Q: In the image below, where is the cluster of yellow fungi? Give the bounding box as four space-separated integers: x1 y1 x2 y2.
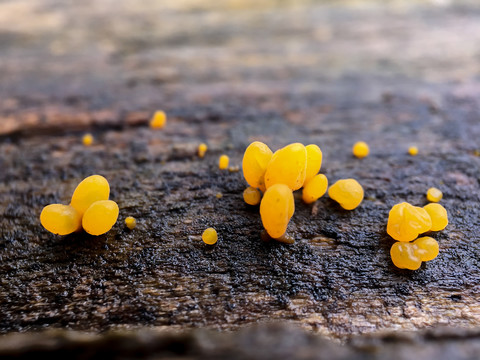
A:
241 141 364 242
387 188 448 270
40 175 119 236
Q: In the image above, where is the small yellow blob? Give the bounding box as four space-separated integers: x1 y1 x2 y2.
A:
82 133 93 146
198 143 208 158
408 146 418 156
202 227 218 245
423 203 448 231
125 216 137 230
82 200 119 236
70 175 110 216
414 236 439 262
228 166 240 173
387 202 432 242
390 242 422 270
264 143 307 191
260 184 294 239
219 155 229 170
243 186 261 205
328 178 364 210
40 204 82 236
149 110 167 129
352 141 369 158
426 187 443 202
302 174 328 204
304 144 323 184
216 192 223 199
242 141 273 191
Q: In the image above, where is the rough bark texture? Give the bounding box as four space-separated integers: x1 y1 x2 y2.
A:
1 0 480 356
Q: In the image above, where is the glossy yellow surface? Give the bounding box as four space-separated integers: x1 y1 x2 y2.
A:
243 186 261 206
242 141 273 191
40 204 82 236
150 110 167 129
352 141 369 158
70 175 110 216
387 202 432 242
426 187 443 202
423 203 448 231
414 236 439 262
198 143 208 158
390 241 422 270
125 216 137 230
202 227 218 245
408 146 418 156
260 184 294 239
264 143 307 191
219 155 229 169
302 174 328 204
82 200 119 236
328 178 364 210
304 144 323 184
82 133 93 146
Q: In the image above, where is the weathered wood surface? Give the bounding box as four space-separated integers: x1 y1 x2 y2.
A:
1 0 480 349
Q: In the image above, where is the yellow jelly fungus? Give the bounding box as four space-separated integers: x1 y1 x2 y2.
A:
390 242 422 270
125 216 137 230
70 175 110 216
219 155 229 170
216 192 223 199
82 133 93 146
198 143 208 158
228 166 240 173
202 227 218 245
82 200 119 236
328 178 364 210
242 141 273 191
423 203 448 231
414 236 439 262
304 144 323 184
243 186 261 206
352 141 369 158
264 143 307 191
408 146 418 156
150 110 167 129
302 174 328 204
387 202 432 242
426 187 443 202
40 204 82 236
260 184 294 239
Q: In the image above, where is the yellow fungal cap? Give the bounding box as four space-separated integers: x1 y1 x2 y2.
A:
243 186 262 206
408 146 418 156
219 155 229 170
264 143 307 191
386 202 432 242
125 216 137 230
426 187 443 202
202 227 218 245
413 236 439 262
40 204 82 236
260 183 294 239
352 141 369 158
304 144 323 184
390 241 422 270
82 200 119 236
302 173 328 204
70 175 110 216
242 141 273 191
82 133 93 146
423 203 448 231
150 110 167 129
328 178 364 210
198 143 208 158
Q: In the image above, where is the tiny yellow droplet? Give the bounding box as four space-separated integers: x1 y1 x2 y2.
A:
150 110 167 129
219 155 229 170
216 192 223 199
426 187 443 202
82 133 93 146
352 141 369 158
125 216 137 230
202 227 218 245
243 186 261 205
408 146 418 156
198 143 208 158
